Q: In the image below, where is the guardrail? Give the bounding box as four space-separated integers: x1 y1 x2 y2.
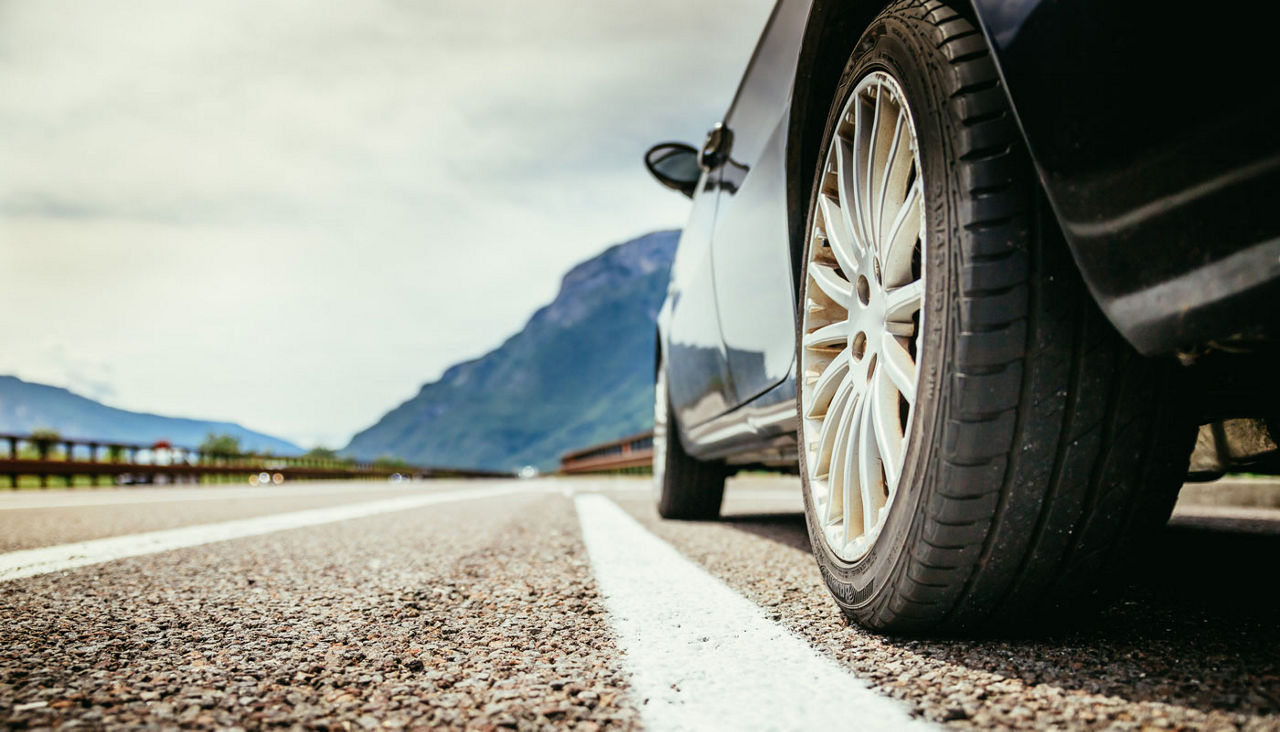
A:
0 432 504 488
560 430 654 475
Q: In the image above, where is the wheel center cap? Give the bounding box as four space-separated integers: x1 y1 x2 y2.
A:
849 253 886 362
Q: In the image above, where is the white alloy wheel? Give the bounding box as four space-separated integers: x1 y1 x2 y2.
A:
800 70 925 563
653 365 669 493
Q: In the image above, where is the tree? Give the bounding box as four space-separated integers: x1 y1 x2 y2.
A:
304 446 338 460
29 428 61 459
200 433 242 458
373 455 409 469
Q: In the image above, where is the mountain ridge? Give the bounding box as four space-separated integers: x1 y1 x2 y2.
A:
344 229 678 471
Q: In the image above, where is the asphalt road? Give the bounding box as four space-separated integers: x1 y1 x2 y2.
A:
1 477 1277 730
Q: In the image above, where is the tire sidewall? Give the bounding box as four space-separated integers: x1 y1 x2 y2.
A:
796 11 958 620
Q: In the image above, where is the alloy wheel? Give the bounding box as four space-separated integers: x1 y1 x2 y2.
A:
800 70 926 562
653 365 669 491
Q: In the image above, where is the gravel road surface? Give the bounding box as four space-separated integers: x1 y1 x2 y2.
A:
1 477 1276 730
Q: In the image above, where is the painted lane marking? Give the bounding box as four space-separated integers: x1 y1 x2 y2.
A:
0 478 655 511
0 485 544 582
0 482 463 511
573 494 931 731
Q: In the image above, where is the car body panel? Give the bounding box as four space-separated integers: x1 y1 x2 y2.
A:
683 377 799 465
658 0 1280 463
659 171 740 430
660 0 812 444
710 117 797 405
708 0 810 407
970 0 1280 354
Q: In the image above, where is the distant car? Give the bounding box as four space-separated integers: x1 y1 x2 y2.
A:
646 0 1280 633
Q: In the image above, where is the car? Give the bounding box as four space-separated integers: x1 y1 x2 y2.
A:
645 0 1280 634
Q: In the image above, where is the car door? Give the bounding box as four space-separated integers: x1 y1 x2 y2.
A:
662 167 740 430
705 0 812 407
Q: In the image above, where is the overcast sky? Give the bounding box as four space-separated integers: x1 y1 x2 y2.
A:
0 0 775 448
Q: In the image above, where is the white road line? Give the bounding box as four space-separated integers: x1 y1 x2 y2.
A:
0 482 451 511
573 494 931 731
0 485 543 582
0 476 636 512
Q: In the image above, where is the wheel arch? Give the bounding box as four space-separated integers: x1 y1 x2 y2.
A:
785 0 987 299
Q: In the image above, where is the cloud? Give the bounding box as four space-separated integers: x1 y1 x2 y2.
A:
0 0 776 445
2 0 757 225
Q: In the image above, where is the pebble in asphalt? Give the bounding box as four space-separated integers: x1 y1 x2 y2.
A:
0 478 1278 730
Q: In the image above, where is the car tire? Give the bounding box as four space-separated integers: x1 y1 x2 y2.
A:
796 0 1195 633
654 357 726 520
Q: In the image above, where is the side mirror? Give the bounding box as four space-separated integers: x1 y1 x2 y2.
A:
644 142 701 198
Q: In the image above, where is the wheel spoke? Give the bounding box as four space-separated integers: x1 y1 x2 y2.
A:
857 394 884 539
808 260 852 305
835 136 868 259
882 178 922 288
871 370 904 488
874 109 907 248
841 394 865 546
826 388 858 526
878 112 914 245
805 348 850 419
813 375 855 480
879 332 917 404
863 88 882 247
818 193 860 276
803 321 846 350
884 280 923 325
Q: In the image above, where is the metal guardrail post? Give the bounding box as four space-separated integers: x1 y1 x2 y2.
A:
0 431 504 486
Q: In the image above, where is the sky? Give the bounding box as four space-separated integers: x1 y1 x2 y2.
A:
0 0 776 448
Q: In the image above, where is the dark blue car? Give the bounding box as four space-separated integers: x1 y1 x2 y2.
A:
645 0 1280 633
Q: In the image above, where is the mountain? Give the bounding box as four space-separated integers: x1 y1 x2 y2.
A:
0 375 302 454
344 229 679 472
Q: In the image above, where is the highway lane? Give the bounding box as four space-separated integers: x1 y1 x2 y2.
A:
1 477 1277 729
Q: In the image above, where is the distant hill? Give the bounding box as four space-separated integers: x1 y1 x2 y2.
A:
344 229 678 472
0 375 302 454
